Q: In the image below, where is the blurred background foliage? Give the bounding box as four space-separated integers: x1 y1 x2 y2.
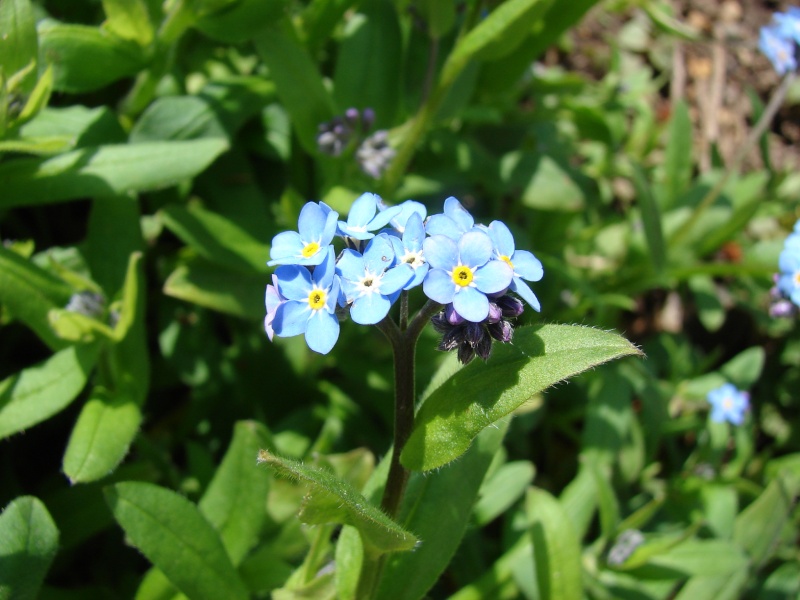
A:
1 0 799 598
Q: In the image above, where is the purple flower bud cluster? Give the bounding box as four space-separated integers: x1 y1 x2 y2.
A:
759 8 800 75
316 108 394 179
265 194 543 357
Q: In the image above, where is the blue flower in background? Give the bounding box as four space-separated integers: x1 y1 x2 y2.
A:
338 193 402 241
423 230 513 322
487 220 544 312
268 201 338 267
777 229 800 307
389 211 429 290
337 234 415 324
760 10 799 75
707 383 750 425
272 248 341 354
425 196 481 240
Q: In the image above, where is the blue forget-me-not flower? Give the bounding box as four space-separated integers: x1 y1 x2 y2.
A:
269 201 338 267
776 221 800 308
487 220 544 312
338 192 402 242
760 10 800 75
707 383 750 425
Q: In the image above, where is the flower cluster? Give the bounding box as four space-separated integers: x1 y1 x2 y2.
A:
759 8 800 75
706 383 750 426
770 219 800 318
316 108 395 179
265 194 543 358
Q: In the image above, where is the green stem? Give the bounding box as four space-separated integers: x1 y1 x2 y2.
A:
669 71 796 248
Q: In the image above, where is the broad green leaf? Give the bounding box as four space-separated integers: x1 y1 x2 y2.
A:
0 343 99 439
0 245 72 349
334 526 363 600
130 96 227 142
401 324 641 472
198 421 273 565
62 387 142 484
376 422 509 600
194 0 285 43
672 570 749 600
101 0 154 46
0 0 37 92
473 460 535 526
254 21 335 153
733 477 795 568
160 204 270 274
526 488 582 600
258 450 417 554
502 152 586 211
516 0 601 62
0 136 72 156
299 0 358 53
333 0 401 128
0 139 228 208
19 105 126 149
632 539 749 578
163 257 265 319
38 22 146 93
86 195 144 293
688 275 725 332
662 100 692 209
631 163 666 273
104 482 249 600
0 496 59 600
559 463 598 539
417 0 455 39
719 346 764 390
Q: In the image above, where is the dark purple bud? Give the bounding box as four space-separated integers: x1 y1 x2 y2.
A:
439 327 462 351
488 320 514 343
345 108 360 124
361 107 375 130
446 304 465 325
486 302 502 323
474 334 493 361
495 294 524 318
465 322 484 345
457 343 475 364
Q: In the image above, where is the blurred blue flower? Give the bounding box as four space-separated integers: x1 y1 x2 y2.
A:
268 201 338 267
775 7 800 43
759 22 798 75
272 248 341 354
707 383 750 425
777 229 800 307
264 274 285 341
337 234 415 324
389 211 429 290
423 230 513 322
357 130 395 179
338 193 402 241
425 196 481 240
487 220 544 311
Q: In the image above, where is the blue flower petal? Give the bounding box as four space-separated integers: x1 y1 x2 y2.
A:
511 278 541 312
369 204 403 231
351 292 391 325
423 235 458 270
268 231 304 265
305 310 340 354
453 286 489 322
275 265 313 300
424 214 460 239
274 301 309 337
510 250 544 282
458 231 493 268
443 197 474 232
390 200 427 232
312 247 337 288
423 269 456 304
403 212 426 251
488 221 515 256
336 249 366 281
297 202 327 240
473 260 513 294
349 193 379 226
380 263 415 295
362 234 395 274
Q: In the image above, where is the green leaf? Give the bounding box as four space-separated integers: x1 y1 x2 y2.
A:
0 496 59 600
502 152 586 212
257 449 418 554
526 488 583 600
104 482 250 600
333 0 401 128
733 477 795 569
163 256 265 319
194 0 285 43
401 324 641 472
0 0 38 92
417 0 456 39
473 460 535 526
101 0 154 46
38 22 146 93
376 422 509 600
0 245 72 349
672 570 749 600
62 387 142 483
719 346 764 390
198 421 273 565
631 163 666 273
160 204 270 274
0 344 99 439
662 100 693 209
254 21 335 153
635 539 749 578
0 139 228 208
130 96 227 142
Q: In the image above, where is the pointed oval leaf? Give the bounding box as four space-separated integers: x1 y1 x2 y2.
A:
0 496 59 600
104 482 249 600
62 387 142 483
0 343 99 439
257 449 417 554
0 139 229 209
0 0 38 92
401 324 642 472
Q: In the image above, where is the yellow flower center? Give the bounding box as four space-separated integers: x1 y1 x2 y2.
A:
794 270 800 287
500 255 514 270
452 265 474 287
301 241 320 258
308 289 326 310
